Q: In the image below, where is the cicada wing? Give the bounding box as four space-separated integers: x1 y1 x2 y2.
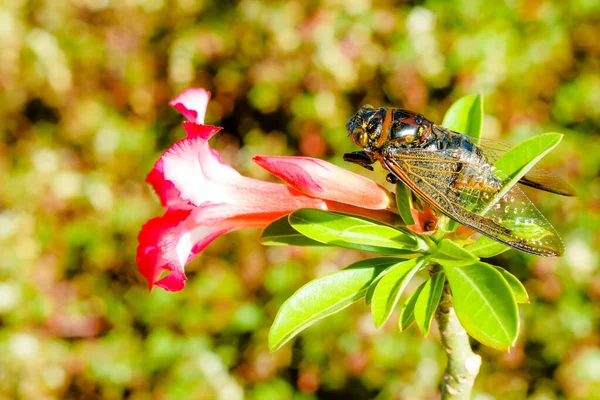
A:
382 150 564 256
517 170 576 197
433 125 576 196
475 136 576 196
476 183 565 256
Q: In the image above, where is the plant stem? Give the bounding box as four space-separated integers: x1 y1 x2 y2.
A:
436 280 482 399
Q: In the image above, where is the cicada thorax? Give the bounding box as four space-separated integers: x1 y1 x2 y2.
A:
370 108 434 149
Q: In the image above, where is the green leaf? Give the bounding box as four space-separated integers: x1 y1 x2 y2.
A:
364 264 400 305
414 271 445 336
395 183 414 225
482 133 563 214
494 132 563 182
443 261 519 350
371 257 427 327
442 94 483 143
260 215 324 247
431 239 479 267
364 272 386 306
398 282 425 331
364 253 428 305
495 267 529 304
465 235 510 258
289 209 426 254
269 257 398 351
442 94 483 231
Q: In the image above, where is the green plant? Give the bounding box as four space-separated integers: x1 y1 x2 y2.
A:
260 95 566 399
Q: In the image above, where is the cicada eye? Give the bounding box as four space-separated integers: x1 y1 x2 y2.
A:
353 127 368 147
404 134 415 143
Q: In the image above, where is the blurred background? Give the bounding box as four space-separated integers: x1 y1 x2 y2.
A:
1 0 599 399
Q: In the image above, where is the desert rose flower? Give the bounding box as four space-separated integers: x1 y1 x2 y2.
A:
137 88 397 291
253 155 392 210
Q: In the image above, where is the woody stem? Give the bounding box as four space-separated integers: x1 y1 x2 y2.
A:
436 275 482 399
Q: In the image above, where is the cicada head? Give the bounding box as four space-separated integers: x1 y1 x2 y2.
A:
346 105 386 149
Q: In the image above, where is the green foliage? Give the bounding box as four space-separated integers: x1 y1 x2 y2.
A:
398 282 423 331
268 257 398 351
395 183 415 225
444 262 519 350
264 203 532 350
441 94 484 145
465 235 510 257
431 239 479 267
286 209 427 254
413 271 445 336
495 267 529 304
371 257 427 327
259 215 323 247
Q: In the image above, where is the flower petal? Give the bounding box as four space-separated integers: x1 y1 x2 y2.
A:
137 210 192 291
253 155 394 210
147 122 240 207
146 158 192 210
407 204 439 235
181 122 242 182
169 88 211 124
137 208 245 292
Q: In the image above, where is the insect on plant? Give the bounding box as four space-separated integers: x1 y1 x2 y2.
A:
261 95 575 398
139 88 577 398
343 104 575 257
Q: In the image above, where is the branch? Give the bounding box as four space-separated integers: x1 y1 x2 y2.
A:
436 280 482 399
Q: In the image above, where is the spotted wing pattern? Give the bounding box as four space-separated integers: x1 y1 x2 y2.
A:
382 149 564 256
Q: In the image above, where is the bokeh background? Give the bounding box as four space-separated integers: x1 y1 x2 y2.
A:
1 0 599 399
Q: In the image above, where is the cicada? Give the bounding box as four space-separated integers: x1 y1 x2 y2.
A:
343 105 575 257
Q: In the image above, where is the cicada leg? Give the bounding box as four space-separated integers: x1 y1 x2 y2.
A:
386 173 398 184
343 151 376 171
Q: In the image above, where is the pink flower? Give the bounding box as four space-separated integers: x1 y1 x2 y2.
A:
137 88 397 292
253 156 392 210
